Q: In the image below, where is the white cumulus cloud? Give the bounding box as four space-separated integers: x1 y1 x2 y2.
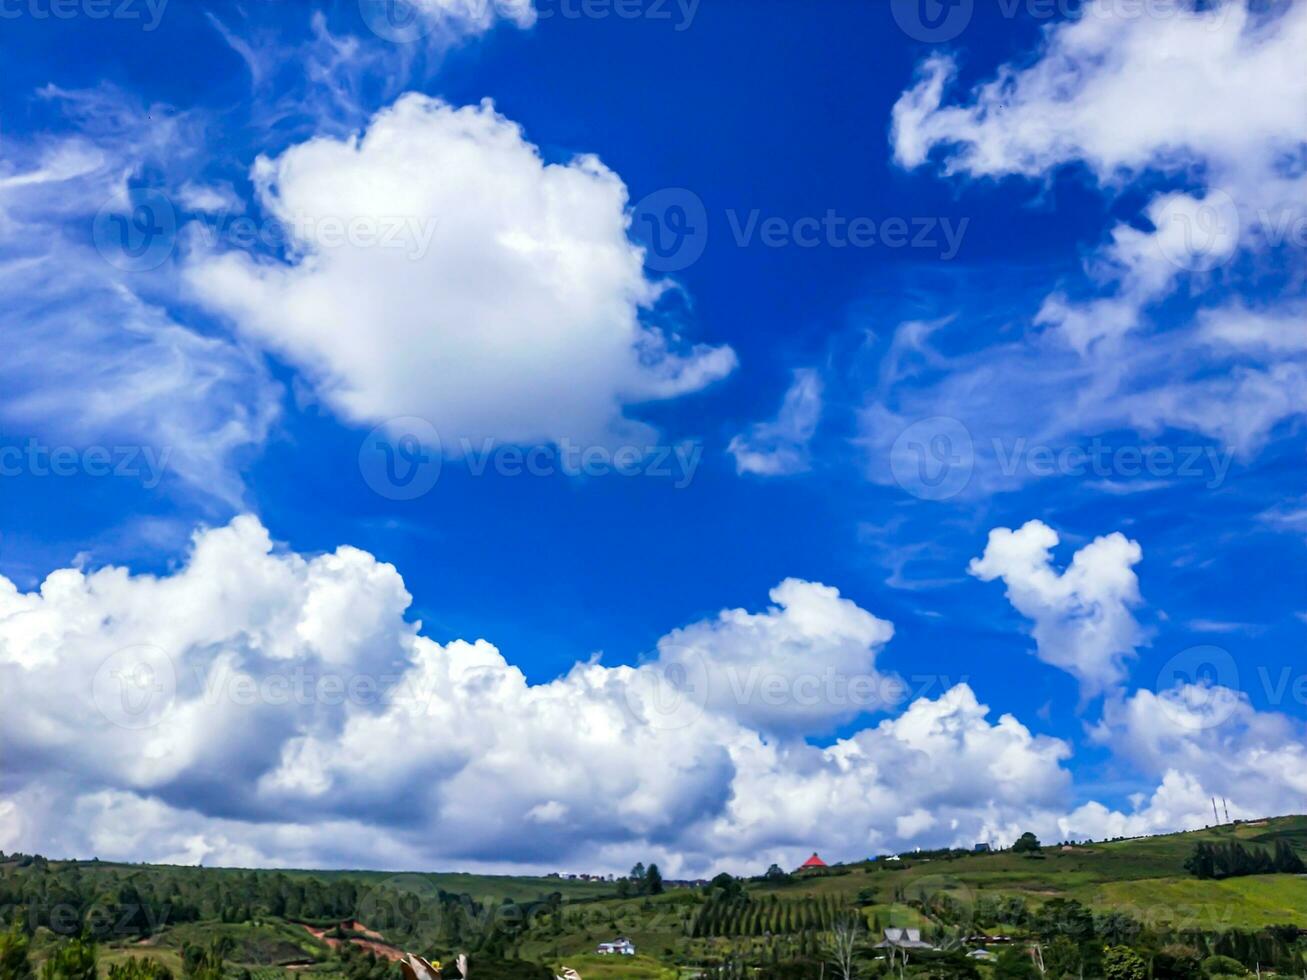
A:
1 516 1097 876
188 94 736 452
969 520 1146 697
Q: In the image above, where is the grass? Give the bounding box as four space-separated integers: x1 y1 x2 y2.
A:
1090 874 1307 930
549 953 679 979
94 945 185 979
152 920 331 966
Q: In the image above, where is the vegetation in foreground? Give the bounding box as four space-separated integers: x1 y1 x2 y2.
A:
4 815 1307 979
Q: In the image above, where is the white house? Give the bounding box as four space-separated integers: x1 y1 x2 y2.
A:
874 928 935 951
596 938 636 956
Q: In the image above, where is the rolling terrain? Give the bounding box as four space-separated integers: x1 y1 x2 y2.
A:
6 815 1307 978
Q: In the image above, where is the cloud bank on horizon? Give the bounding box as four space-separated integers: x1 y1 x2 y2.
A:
0 0 1304 875
1 515 1302 876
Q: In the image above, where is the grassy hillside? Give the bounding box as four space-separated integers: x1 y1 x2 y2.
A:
739 815 1307 928
10 815 1307 978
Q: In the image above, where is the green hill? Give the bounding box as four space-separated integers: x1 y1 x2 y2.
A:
6 816 1307 979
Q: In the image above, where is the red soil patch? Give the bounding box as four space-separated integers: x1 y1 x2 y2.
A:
300 922 405 962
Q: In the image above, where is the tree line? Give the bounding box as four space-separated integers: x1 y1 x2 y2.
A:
1184 839 1306 879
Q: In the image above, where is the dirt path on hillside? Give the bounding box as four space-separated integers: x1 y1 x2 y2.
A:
300 922 406 962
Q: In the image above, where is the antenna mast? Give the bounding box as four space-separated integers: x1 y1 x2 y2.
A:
1212 797 1220 825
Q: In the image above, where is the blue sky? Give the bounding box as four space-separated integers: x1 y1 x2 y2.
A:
0 0 1304 874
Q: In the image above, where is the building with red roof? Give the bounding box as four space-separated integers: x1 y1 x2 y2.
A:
797 852 828 872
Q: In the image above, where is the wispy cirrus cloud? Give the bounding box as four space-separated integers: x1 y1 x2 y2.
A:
865 1 1307 504
0 86 278 507
728 368 823 476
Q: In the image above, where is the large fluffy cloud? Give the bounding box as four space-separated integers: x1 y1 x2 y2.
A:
187 94 736 451
1066 683 1307 839
969 521 1146 697
651 576 893 734
1 516 1092 875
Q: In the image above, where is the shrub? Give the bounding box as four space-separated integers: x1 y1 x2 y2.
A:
1103 946 1146 980
107 958 173 980
1200 955 1247 977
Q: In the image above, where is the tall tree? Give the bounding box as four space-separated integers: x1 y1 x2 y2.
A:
821 914 862 980
644 864 664 896
1012 833 1042 855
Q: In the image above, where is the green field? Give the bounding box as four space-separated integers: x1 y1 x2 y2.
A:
546 953 679 979
11 815 1307 978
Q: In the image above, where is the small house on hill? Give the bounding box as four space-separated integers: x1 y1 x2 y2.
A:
596 938 635 956
875 928 935 952
796 852 828 872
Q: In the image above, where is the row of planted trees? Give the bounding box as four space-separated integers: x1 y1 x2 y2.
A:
0 926 236 980
691 892 851 938
1184 840 1306 880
